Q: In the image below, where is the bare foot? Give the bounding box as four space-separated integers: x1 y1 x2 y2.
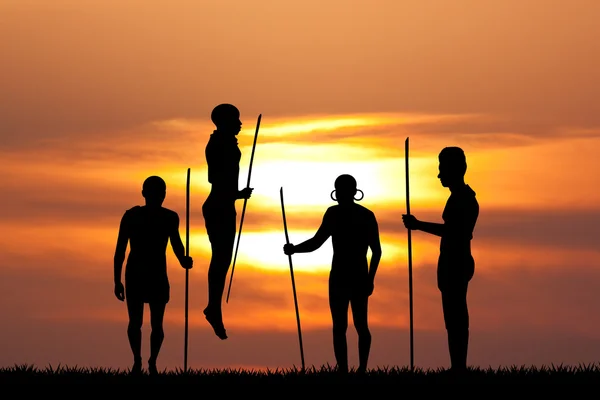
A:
130 357 142 376
203 307 228 340
148 361 158 376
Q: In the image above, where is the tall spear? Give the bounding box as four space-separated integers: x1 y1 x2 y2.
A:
405 137 414 371
280 187 306 371
184 167 190 372
226 114 262 303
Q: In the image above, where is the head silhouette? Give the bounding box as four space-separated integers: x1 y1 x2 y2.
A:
211 103 242 135
331 174 363 204
142 176 167 207
437 147 467 188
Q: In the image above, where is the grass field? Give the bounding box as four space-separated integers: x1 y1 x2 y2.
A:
2 363 600 384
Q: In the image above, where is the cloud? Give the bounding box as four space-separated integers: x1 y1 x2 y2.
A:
2 1 600 148
5 111 597 178
375 207 600 253
2 163 600 255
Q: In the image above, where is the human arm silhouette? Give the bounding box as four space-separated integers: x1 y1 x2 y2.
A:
169 213 193 270
236 187 253 200
113 212 129 301
284 210 332 255
403 214 445 237
402 198 479 239
367 214 382 296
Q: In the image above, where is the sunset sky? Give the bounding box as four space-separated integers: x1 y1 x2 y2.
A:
1 0 600 372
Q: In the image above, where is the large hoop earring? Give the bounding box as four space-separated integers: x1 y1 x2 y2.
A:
354 189 364 201
330 190 337 201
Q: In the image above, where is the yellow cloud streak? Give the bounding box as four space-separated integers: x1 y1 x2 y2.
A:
153 112 476 138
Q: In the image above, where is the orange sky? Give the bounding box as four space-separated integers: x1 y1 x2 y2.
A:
1 0 600 371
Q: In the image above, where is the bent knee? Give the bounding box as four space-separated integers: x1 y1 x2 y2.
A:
209 250 234 267
128 320 143 330
354 322 370 336
208 264 230 280
444 316 469 331
151 325 165 335
332 323 348 334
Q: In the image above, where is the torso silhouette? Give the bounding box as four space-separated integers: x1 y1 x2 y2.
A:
204 131 241 209
123 205 177 299
438 184 479 285
322 203 378 283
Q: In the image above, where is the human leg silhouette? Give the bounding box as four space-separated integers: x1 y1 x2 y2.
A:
329 282 350 373
441 282 469 371
148 301 167 375
350 293 371 373
126 297 144 374
203 203 235 340
204 240 233 339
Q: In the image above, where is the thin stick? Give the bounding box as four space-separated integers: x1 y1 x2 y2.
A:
226 114 261 303
405 137 414 371
184 168 190 372
280 187 306 371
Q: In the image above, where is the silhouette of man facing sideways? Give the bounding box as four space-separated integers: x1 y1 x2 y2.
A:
202 104 253 340
114 176 193 375
283 174 382 374
402 147 479 374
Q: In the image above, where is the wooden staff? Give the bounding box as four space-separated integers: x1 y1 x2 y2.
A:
226 114 262 303
405 137 414 371
280 187 306 371
184 167 190 372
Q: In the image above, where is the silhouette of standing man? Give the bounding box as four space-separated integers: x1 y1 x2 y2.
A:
402 147 478 373
114 176 193 375
284 174 382 373
202 104 253 340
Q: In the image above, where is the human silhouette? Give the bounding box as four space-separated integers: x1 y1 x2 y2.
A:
283 174 382 374
113 176 193 375
202 104 253 340
402 147 479 374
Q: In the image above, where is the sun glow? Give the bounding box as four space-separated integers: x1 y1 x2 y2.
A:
233 142 443 210
190 226 418 275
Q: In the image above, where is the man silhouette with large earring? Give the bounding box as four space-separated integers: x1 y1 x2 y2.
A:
284 174 382 374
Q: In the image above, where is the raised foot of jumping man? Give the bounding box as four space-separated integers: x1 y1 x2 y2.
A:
203 307 228 340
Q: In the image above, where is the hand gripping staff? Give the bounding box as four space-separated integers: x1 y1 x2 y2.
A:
226 114 262 303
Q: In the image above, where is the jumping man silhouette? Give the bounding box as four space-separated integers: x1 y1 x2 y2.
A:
284 174 382 373
202 104 253 339
113 176 193 375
